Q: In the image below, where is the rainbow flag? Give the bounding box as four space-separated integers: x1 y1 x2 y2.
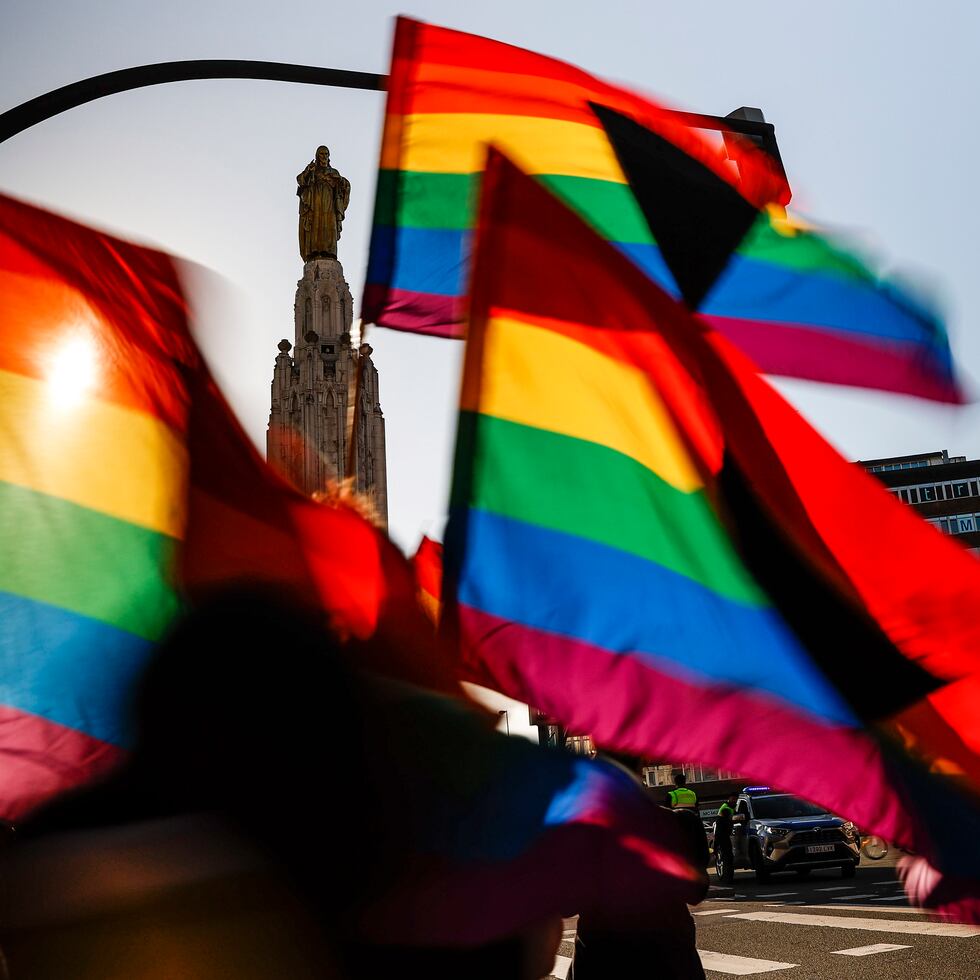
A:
444 152 980 916
365 17 963 404
0 195 426 818
0 194 194 817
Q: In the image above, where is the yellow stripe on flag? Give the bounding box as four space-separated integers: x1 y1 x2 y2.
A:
0 368 187 537
462 315 703 494
383 112 627 182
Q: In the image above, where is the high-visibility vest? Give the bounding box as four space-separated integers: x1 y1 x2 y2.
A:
669 786 698 809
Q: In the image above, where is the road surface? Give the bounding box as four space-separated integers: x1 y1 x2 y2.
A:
692 863 978 978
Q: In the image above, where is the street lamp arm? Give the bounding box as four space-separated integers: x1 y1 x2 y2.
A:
0 60 784 194
0 60 387 145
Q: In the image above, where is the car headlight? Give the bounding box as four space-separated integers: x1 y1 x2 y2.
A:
761 825 789 839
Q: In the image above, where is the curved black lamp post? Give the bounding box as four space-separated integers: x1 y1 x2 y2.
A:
0 61 386 145
0 60 783 185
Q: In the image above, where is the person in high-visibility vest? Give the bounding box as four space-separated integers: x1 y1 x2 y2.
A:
667 771 698 810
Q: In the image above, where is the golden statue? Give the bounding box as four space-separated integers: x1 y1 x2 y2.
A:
297 145 351 261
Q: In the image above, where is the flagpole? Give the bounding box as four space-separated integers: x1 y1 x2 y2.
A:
345 320 366 483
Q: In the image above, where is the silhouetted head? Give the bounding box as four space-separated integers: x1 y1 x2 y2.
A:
673 771 687 787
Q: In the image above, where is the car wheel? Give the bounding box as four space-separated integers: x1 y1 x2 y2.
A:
840 863 856 879
795 868 811 878
751 845 770 881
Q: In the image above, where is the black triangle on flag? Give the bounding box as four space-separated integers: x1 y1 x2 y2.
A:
590 101 760 311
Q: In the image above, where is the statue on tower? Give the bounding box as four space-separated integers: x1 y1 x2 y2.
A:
271 147 387 524
297 145 351 261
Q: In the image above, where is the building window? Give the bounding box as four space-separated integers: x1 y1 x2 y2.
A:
566 735 596 758
953 482 970 498
920 486 936 502
948 514 977 535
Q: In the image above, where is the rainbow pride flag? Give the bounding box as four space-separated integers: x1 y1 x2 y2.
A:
444 152 980 916
0 194 195 817
0 194 429 818
365 17 962 404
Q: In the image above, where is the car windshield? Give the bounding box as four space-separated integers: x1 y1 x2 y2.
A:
751 795 829 819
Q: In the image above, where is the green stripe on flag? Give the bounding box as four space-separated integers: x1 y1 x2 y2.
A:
374 169 654 243
737 214 873 283
539 174 654 243
453 412 767 607
0 480 181 641
374 170 476 229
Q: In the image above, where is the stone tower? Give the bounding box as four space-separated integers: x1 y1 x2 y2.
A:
267 150 387 524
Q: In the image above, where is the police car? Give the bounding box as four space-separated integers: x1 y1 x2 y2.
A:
724 786 861 880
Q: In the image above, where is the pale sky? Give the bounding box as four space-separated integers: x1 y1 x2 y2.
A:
2 0 979 552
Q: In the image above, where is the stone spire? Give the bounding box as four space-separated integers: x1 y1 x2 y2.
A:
267 153 387 525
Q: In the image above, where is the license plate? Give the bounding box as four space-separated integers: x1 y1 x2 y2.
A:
806 844 835 854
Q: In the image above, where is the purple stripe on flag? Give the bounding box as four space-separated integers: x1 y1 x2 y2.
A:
362 284 464 337
703 314 966 404
0 704 124 820
457 604 929 855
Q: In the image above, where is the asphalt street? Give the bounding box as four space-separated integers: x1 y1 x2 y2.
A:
692 862 979 978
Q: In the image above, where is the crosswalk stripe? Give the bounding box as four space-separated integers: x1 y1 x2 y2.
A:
550 953 573 979
815 886 853 892
725 910 980 938
757 892 797 898
832 943 911 957
829 893 876 900
698 949 798 975
802 904 928 915
695 908 740 916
